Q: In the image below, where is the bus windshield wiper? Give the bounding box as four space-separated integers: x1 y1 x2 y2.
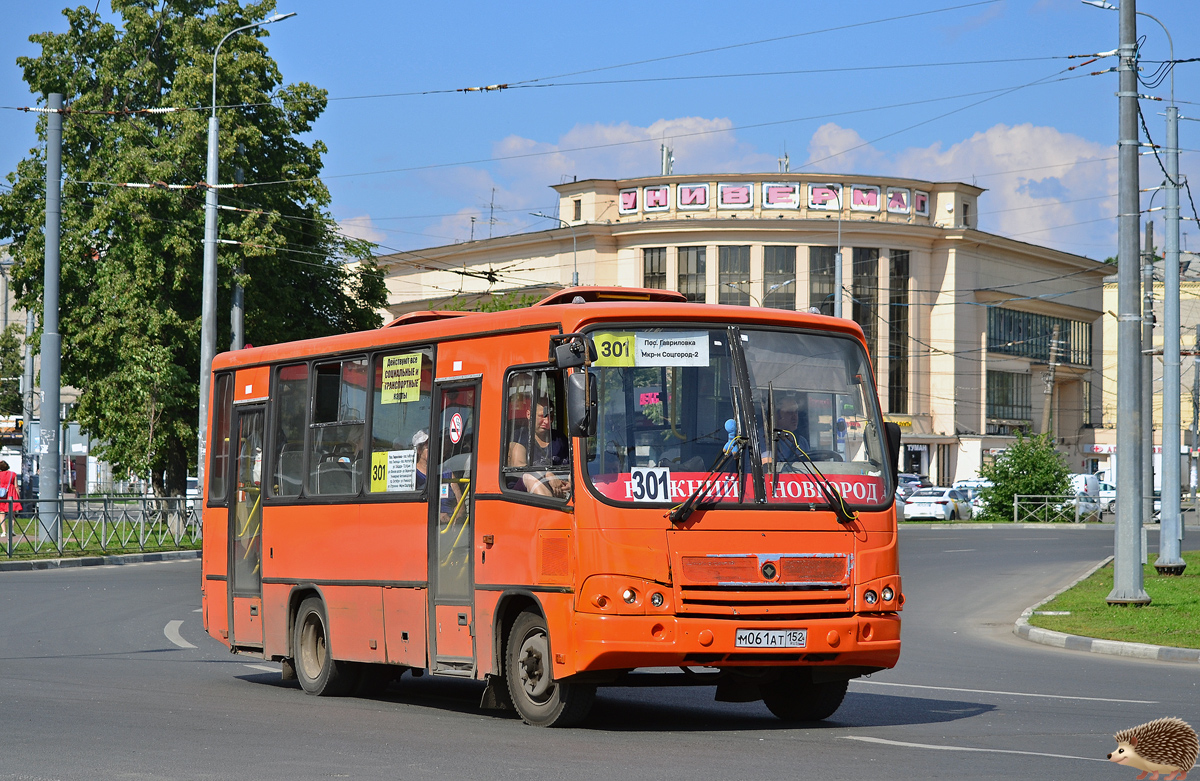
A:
783 434 858 525
668 420 744 525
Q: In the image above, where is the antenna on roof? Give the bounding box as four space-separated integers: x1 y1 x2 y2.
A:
779 151 790 173
660 143 674 176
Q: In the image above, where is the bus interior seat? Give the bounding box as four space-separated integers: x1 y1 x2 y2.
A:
314 460 355 495
276 445 304 496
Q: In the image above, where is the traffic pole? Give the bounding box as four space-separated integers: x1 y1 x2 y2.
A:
1108 0 1150 605
39 93 63 544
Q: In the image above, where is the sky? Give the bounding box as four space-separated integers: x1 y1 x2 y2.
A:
1 0 1198 262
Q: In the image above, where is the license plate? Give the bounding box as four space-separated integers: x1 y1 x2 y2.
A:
734 629 807 648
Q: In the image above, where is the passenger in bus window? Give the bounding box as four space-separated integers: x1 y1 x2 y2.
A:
412 429 429 489
508 396 571 498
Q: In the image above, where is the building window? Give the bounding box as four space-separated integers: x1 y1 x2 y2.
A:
852 248 879 369
573 199 581 221
1081 379 1094 428
719 245 750 305
809 246 836 315
678 246 706 303
888 250 909 414
962 201 971 228
643 247 666 289
987 308 1092 366
987 370 1033 423
763 246 796 310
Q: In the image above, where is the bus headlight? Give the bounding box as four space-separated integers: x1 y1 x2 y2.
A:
623 589 637 604
650 592 664 608
881 586 895 602
863 590 878 605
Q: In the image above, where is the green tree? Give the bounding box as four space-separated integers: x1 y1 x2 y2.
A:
0 1 386 494
976 432 1071 522
0 324 23 415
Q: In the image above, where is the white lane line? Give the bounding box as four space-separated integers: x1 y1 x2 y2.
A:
842 736 1108 763
193 608 202 613
244 664 278 673
943 549 976 552
164 620 196 649
853 680 1155 704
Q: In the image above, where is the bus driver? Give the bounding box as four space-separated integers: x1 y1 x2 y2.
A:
508 396 570 498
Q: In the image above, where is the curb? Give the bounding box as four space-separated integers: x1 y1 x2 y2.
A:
1013 555 1200 664
0 549 201 572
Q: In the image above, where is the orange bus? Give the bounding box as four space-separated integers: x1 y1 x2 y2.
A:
201 287 903 727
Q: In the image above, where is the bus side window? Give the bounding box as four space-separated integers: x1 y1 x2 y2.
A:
503 369 571 500
272 362 309 497
368 349 433 494
308 358 367 496
209 373 234 504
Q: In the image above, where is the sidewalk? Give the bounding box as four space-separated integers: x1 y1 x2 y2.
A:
0 549 200 572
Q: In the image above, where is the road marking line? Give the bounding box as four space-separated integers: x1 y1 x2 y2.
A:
244 664 278 673
842 736 1108 763
943 549 976 552
852 680 1155 704
193 608 202 613
164 620 196 649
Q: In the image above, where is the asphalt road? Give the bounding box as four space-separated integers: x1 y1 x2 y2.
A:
1 526 1198 780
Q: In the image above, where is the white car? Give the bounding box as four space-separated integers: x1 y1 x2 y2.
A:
186 476 200 510
1098 480 1116 514
904 487 973 521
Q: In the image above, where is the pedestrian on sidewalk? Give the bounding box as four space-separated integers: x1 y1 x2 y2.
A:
0 460 22 539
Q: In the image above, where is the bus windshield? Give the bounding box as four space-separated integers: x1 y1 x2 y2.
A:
584 326 891 509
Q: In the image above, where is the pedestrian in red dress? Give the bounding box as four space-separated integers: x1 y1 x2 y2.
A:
0 460 23 538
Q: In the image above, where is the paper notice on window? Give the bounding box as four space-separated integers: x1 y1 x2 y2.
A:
381 353 423 404
634 332 709 367
370 449 417 492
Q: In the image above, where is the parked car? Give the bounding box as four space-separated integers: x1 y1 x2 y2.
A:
1098 479 1116 514
186 476 199 510
954 478 993 514
897 473 932 499
904 487 973 521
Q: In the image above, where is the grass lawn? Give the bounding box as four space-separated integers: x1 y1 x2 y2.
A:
1028 551 1200 649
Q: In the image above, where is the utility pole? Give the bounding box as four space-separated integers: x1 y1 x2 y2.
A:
1156 96 1185 574
1108 0 1149 604
39 93 63 544
1142 223 1155 538
1041 324 1060 437
20 309 34 506
1191 324 1199 510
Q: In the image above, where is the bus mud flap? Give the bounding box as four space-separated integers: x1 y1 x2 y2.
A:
479 674 513 711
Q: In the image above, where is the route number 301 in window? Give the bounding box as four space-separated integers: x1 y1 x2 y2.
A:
630 467 672 502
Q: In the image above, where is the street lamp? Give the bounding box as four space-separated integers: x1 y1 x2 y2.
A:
530 212 578 286
1085 0 1186 573
198 11 295 494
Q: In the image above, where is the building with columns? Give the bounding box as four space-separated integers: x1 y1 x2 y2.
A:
376 173 1110 484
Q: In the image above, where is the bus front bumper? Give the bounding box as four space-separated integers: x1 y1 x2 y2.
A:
569 612 900 673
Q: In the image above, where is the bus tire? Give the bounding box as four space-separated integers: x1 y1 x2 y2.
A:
293 597 358 696
760 672 848 722
505 610 595 727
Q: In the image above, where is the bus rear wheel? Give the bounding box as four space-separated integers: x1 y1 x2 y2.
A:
760 671 848 722
293 597 359 696
505 610 595 727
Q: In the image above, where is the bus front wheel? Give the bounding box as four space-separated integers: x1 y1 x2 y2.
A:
293 597 359 696
505 610 595 727
760 671 848 722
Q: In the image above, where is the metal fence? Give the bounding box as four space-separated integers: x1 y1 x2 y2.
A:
1012 494 1101 523
1 497 201 559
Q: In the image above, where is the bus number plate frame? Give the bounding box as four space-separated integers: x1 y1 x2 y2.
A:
734 629 807 648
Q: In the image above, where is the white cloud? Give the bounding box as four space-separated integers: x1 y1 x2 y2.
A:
338 214 387 245
805 122 1118 257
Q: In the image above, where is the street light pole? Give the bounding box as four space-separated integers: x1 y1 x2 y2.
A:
198 12 295 496
530 212 578 286
834 187 844 318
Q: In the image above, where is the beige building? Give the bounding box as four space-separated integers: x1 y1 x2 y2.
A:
377 173 1110 484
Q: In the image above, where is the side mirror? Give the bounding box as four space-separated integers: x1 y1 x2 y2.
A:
884 422 902 490
555 341 587 369
566 371 598 437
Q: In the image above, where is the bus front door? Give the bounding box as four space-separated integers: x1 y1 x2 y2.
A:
429 382 478 674
229 407 265 649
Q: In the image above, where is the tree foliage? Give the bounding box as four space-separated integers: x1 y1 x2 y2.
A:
0 323 24 415
976 432 1071 522
0 1 386 493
